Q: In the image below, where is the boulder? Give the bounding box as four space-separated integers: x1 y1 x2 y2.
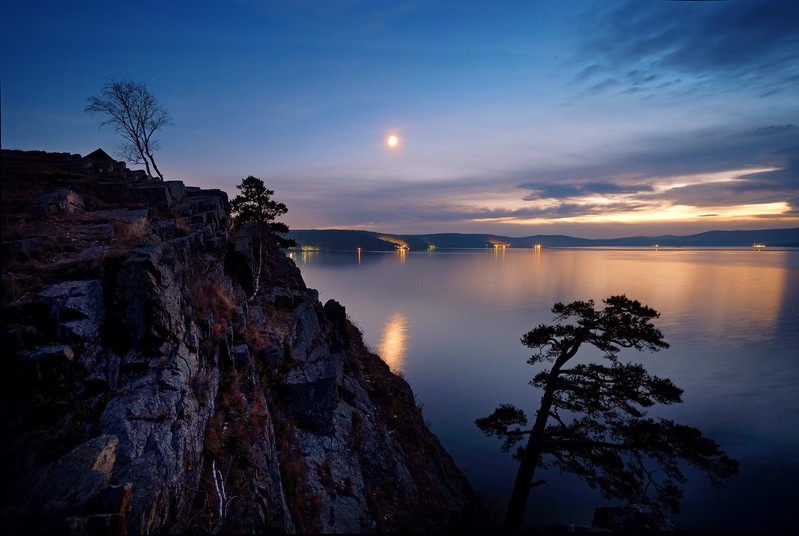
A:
39 188 85 214
3 435 120 521
39 280 104 342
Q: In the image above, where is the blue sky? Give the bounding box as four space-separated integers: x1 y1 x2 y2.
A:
2 0 798 238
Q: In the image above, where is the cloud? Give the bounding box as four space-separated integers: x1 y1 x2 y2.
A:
280 118 799 232
644 175 790 208
479 201 651 220
492 124 798 222
745 124 796 138
520 181 654 199
574 0 799 99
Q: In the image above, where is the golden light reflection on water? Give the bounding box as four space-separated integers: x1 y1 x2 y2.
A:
434 248 792 343
513 249 789 341
287 249 318 265
378 312 408 373
609 251 789 341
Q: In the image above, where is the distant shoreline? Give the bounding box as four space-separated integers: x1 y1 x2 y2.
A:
287 228 799 251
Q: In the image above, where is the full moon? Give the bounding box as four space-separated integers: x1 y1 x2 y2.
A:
387 135 398 147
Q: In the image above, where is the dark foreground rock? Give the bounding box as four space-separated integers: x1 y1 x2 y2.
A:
592 504 676 532
1 150 491 534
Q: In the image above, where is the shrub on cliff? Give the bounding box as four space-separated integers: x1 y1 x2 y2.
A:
230 176 295 300
230 176 294 245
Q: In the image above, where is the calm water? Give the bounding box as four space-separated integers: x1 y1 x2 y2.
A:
290 247 799 530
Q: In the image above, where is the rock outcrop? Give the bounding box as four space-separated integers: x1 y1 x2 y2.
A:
1 150 488 534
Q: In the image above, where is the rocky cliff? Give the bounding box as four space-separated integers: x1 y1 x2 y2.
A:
1 150 488 534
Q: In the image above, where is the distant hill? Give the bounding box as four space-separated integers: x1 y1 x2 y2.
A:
287 228 799 251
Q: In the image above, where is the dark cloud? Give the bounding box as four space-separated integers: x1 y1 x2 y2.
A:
745 124 796 137
564 123 793 182
648 179 789 208
520 181 654 200
575 63 604 81
587 78 620 92
510 126 799 218
478 200 653 221
287 173 652 228
575 0 799 98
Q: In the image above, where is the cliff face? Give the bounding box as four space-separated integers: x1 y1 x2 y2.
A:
1 150 486 534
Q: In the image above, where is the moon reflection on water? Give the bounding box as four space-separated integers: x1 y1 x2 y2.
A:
378 312 408 373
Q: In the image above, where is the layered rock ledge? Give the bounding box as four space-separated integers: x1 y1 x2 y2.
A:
1 150 489 534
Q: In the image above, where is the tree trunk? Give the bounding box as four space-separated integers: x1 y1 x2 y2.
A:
504 383 556 531
247 231 266 301
504 353 573 532
504 436 540 531
139 149 153 178
248 248 262 302
147 152 164 180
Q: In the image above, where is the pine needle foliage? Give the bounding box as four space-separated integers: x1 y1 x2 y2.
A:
476 295 739 531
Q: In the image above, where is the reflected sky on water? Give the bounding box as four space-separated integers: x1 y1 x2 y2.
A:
291 247 799 530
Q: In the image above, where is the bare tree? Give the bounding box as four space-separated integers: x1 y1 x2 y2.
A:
85 78 172 179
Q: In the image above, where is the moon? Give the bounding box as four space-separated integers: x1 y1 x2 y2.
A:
387 135 399 147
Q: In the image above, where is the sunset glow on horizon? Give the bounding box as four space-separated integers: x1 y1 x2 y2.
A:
479 201 793 229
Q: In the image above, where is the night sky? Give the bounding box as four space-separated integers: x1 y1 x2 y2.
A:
2 0 798 238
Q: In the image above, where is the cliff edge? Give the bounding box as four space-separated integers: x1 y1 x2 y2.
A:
1 150 489 534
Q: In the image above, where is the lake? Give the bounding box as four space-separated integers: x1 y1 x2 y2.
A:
289 246 799 530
